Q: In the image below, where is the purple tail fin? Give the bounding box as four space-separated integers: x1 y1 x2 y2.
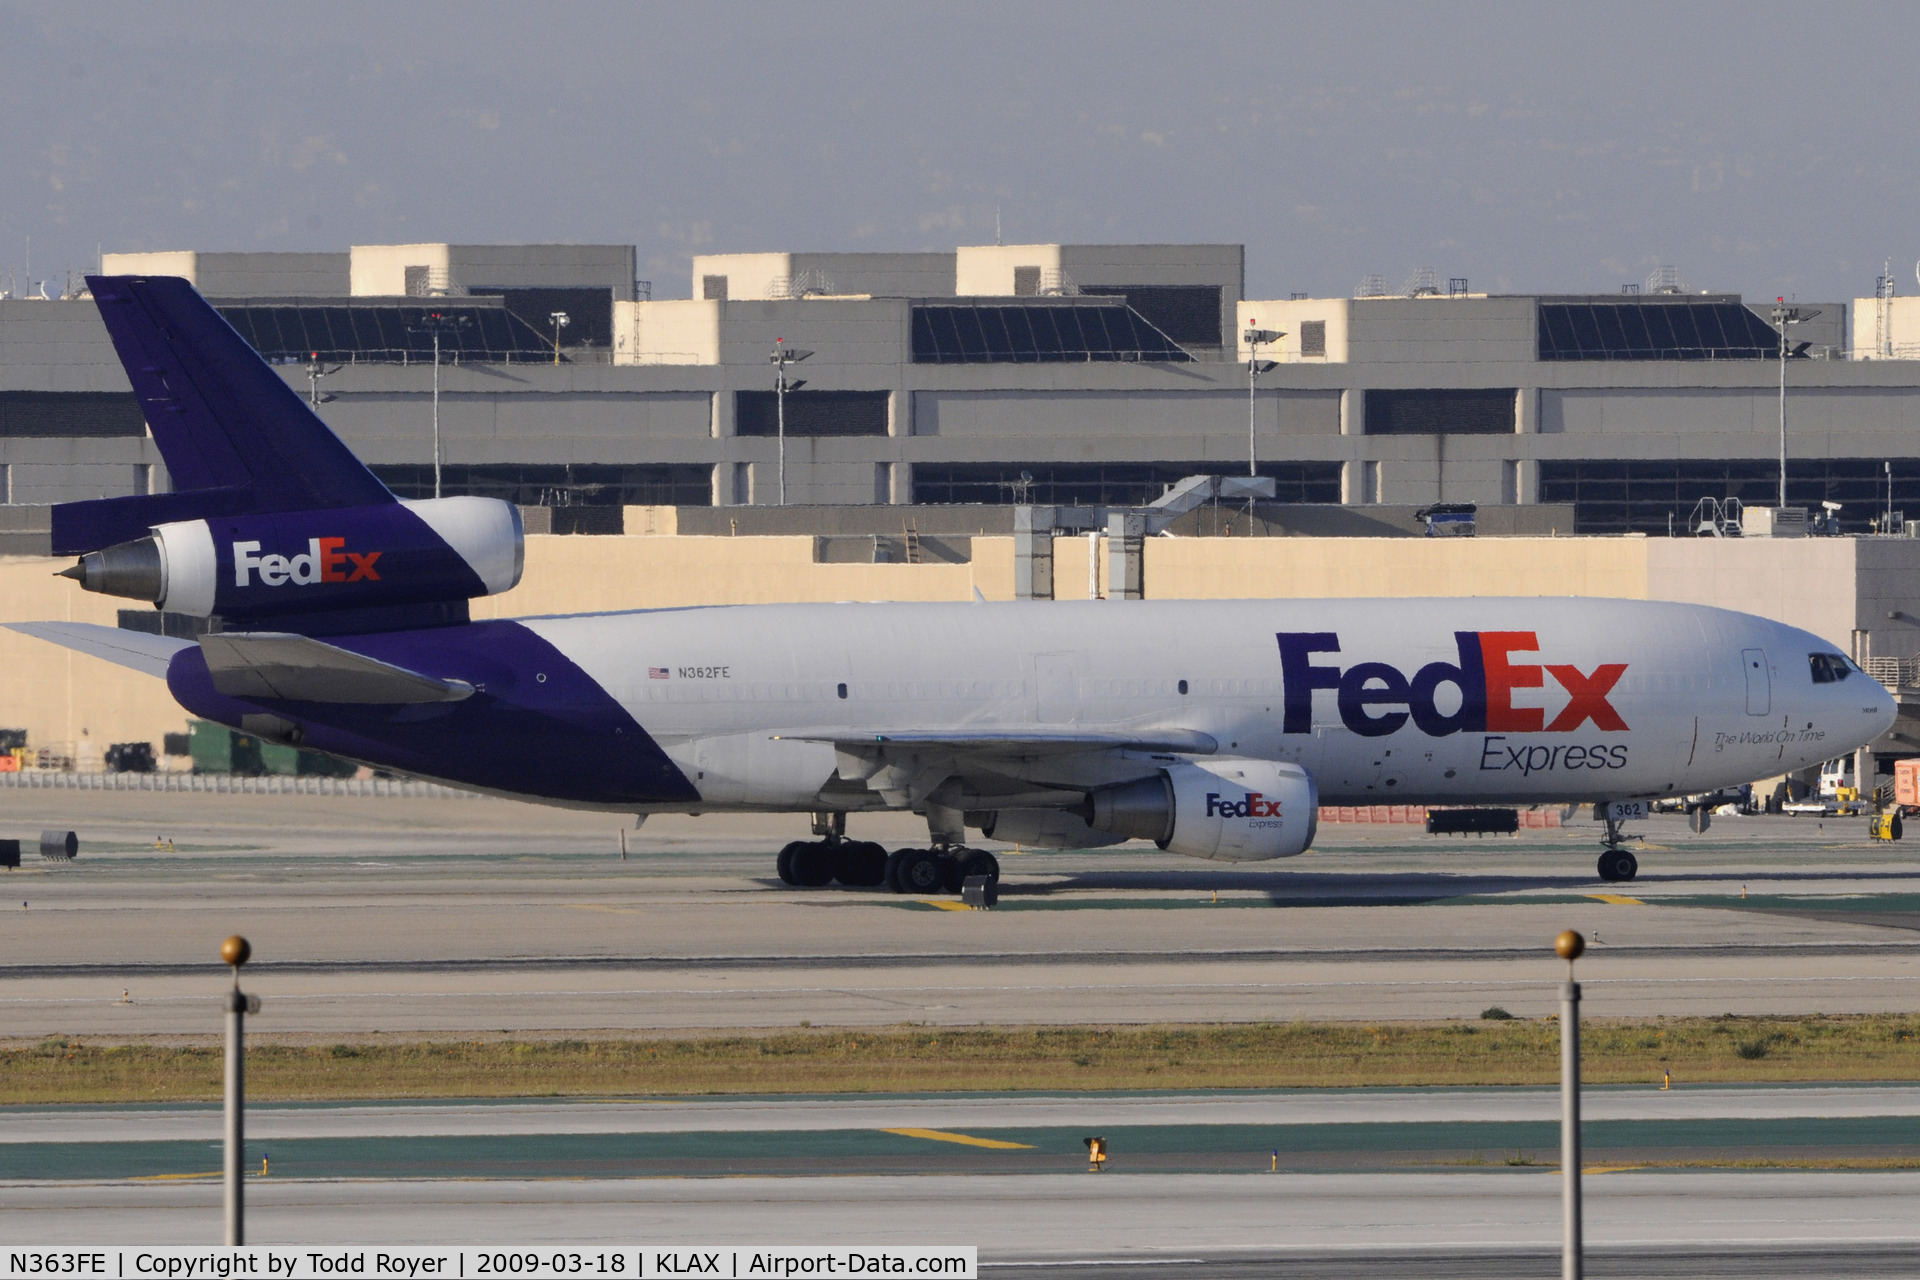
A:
54 275 393 553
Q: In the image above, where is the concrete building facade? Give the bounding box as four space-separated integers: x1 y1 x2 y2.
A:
4 239 1917 534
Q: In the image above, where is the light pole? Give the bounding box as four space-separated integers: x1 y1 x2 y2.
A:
1243 325 1282 478
549 311 570 365
303 351 340 409
1770 300 1819 509
221 935 259 1246
1556 928 1586 1280
408 313 471 500
769 341 813 505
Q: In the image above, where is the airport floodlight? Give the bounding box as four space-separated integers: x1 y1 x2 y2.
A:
548 311 571 365
304 351 341 407
1770 302 1822 508
1243 326 1285 478
770 345 814 505
407 313 473 500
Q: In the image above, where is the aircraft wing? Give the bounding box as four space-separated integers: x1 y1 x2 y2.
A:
777 727 1218 755
197 632 475 704
6 621 194 677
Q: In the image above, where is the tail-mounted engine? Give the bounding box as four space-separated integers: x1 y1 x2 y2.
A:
61 496 522 627
1084 759 1319 861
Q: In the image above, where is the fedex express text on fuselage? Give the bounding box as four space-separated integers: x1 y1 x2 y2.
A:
1280 628 1635 776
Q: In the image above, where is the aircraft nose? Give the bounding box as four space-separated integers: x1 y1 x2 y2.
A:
1875 680 1900 740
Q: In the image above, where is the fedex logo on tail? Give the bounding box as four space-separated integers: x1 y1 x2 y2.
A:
233 539 383 588
1278 631 1627 738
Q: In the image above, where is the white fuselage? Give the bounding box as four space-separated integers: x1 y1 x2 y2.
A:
524 596 1895 812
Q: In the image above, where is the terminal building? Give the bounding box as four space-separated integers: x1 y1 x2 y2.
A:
3 238 1918 535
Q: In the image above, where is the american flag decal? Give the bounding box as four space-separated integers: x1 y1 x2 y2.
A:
648 667 669 680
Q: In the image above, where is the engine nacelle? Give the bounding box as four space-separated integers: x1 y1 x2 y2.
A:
969 807 1129 850
1086 759 1319 862
62 496 522 621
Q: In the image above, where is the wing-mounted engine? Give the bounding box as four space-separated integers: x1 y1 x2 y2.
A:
970 808 1129 850
61 497 523 630
1084 759 1319 861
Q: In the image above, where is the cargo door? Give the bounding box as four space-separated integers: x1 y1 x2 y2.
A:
1742 648 1771 716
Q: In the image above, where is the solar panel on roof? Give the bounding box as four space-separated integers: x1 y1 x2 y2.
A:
910 302 1193 363
214 302 557 364
1538 302 1781 360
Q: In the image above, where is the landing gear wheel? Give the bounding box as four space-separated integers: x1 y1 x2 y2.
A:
883 848 908 893
955 849 1001 888
1597 849 1639 883
835 841 888 888
893 848 946 895
938 853 966 894
791 841 839 887
776 841 807 886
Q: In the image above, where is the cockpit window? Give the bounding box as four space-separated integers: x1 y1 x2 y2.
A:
1809 652 1852 684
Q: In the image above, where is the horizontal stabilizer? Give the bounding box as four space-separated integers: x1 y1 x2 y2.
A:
5 621 193 677
198 632 475 704
777 727 1218 755
51 486 255 557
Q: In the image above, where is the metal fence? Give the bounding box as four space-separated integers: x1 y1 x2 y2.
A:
0 771 478 798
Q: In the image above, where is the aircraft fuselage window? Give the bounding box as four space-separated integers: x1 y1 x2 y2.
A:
1809 652 1852 684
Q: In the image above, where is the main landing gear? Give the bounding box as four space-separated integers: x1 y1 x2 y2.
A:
1596 811 1640 883
883 846 1001 895
773 814 1000 895
776 838 888 888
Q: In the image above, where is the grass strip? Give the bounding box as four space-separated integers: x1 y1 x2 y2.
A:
6 1014 1920 1105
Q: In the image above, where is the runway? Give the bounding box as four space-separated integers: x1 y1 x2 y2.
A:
5 1085 1920 1274
6 1171 1920 1274
3 791 1919 1036
4 793 1919 1268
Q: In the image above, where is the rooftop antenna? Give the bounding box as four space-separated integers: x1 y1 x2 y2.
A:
995 206 1002 246
1355 273 1389 298
1873 259 1897 358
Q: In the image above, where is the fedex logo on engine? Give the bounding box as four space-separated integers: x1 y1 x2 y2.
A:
233 539 383 588
1207 791 1284 819
1278 631 1627 738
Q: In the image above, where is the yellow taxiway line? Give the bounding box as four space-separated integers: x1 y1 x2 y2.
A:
882 1127 1034 1150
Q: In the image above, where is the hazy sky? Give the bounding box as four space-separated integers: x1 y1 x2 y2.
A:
3 1 1916 303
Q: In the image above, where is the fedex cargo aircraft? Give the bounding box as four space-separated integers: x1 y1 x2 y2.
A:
13 277 1896 893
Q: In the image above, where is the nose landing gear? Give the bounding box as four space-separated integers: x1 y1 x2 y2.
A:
1598 846 1639 883
1596 810 1641 883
